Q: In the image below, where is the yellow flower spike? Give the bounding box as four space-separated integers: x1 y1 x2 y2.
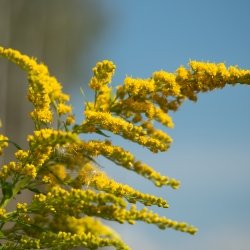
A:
39 231 130 250
42 198 196 236
175 61 250 101
33 185 127 212
82 110 168 152
125 206 197 234
152 107 174 128
151 128 173 144
78 164 169 208
28 128 79 148
0 46 72 126
72 140 134 161
113 98 174 128
72 140 178 188
65 216 122 240
133 161 180 189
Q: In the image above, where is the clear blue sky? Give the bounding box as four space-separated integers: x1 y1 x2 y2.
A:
70 1 250 249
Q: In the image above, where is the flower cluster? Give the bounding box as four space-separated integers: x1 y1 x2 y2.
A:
0 46 249 250
0 47 74 128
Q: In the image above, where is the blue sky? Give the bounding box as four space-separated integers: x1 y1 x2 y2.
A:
69 1 250 249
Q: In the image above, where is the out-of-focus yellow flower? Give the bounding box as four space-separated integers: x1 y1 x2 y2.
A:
0 134 8 155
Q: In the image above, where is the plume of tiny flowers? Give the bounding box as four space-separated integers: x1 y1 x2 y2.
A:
77 110 171 153
0 46 74 128
76 163 169 207
71 140 179 188
2 46 250 250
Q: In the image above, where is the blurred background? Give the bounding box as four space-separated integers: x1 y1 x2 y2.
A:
0 0 250 249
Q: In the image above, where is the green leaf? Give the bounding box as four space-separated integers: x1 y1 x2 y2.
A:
95 128 110 137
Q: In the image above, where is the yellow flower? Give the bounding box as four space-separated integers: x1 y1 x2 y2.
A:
0 134 8 155
0 46 71 126
57 103 72 115
99 87 112 111
124 77 155 97
78 164 169 208
28 129 79 148
82 110 169 152
16 202 28 213
15 150 29 161
0 208 7 219
153 70 180 96
89 60 116 90
72 140 178 188
22 164 37 179
30 108 53 123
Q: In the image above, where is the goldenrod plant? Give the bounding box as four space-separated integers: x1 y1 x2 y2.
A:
0 46 249 249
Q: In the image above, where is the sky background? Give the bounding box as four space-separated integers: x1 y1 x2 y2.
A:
68 1 250 249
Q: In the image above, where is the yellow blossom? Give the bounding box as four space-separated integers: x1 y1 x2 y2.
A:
16 202 28 213
153 70 180 96
15 149 29 161
80 110 169 152
57 103 72 115
0 208 7 219
0 46 72 126
0 134 8 155
89 60 116 90
72 140 178 188
28 128 79 148
124 77 155 97
22 164 37 179
78 164 169 208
